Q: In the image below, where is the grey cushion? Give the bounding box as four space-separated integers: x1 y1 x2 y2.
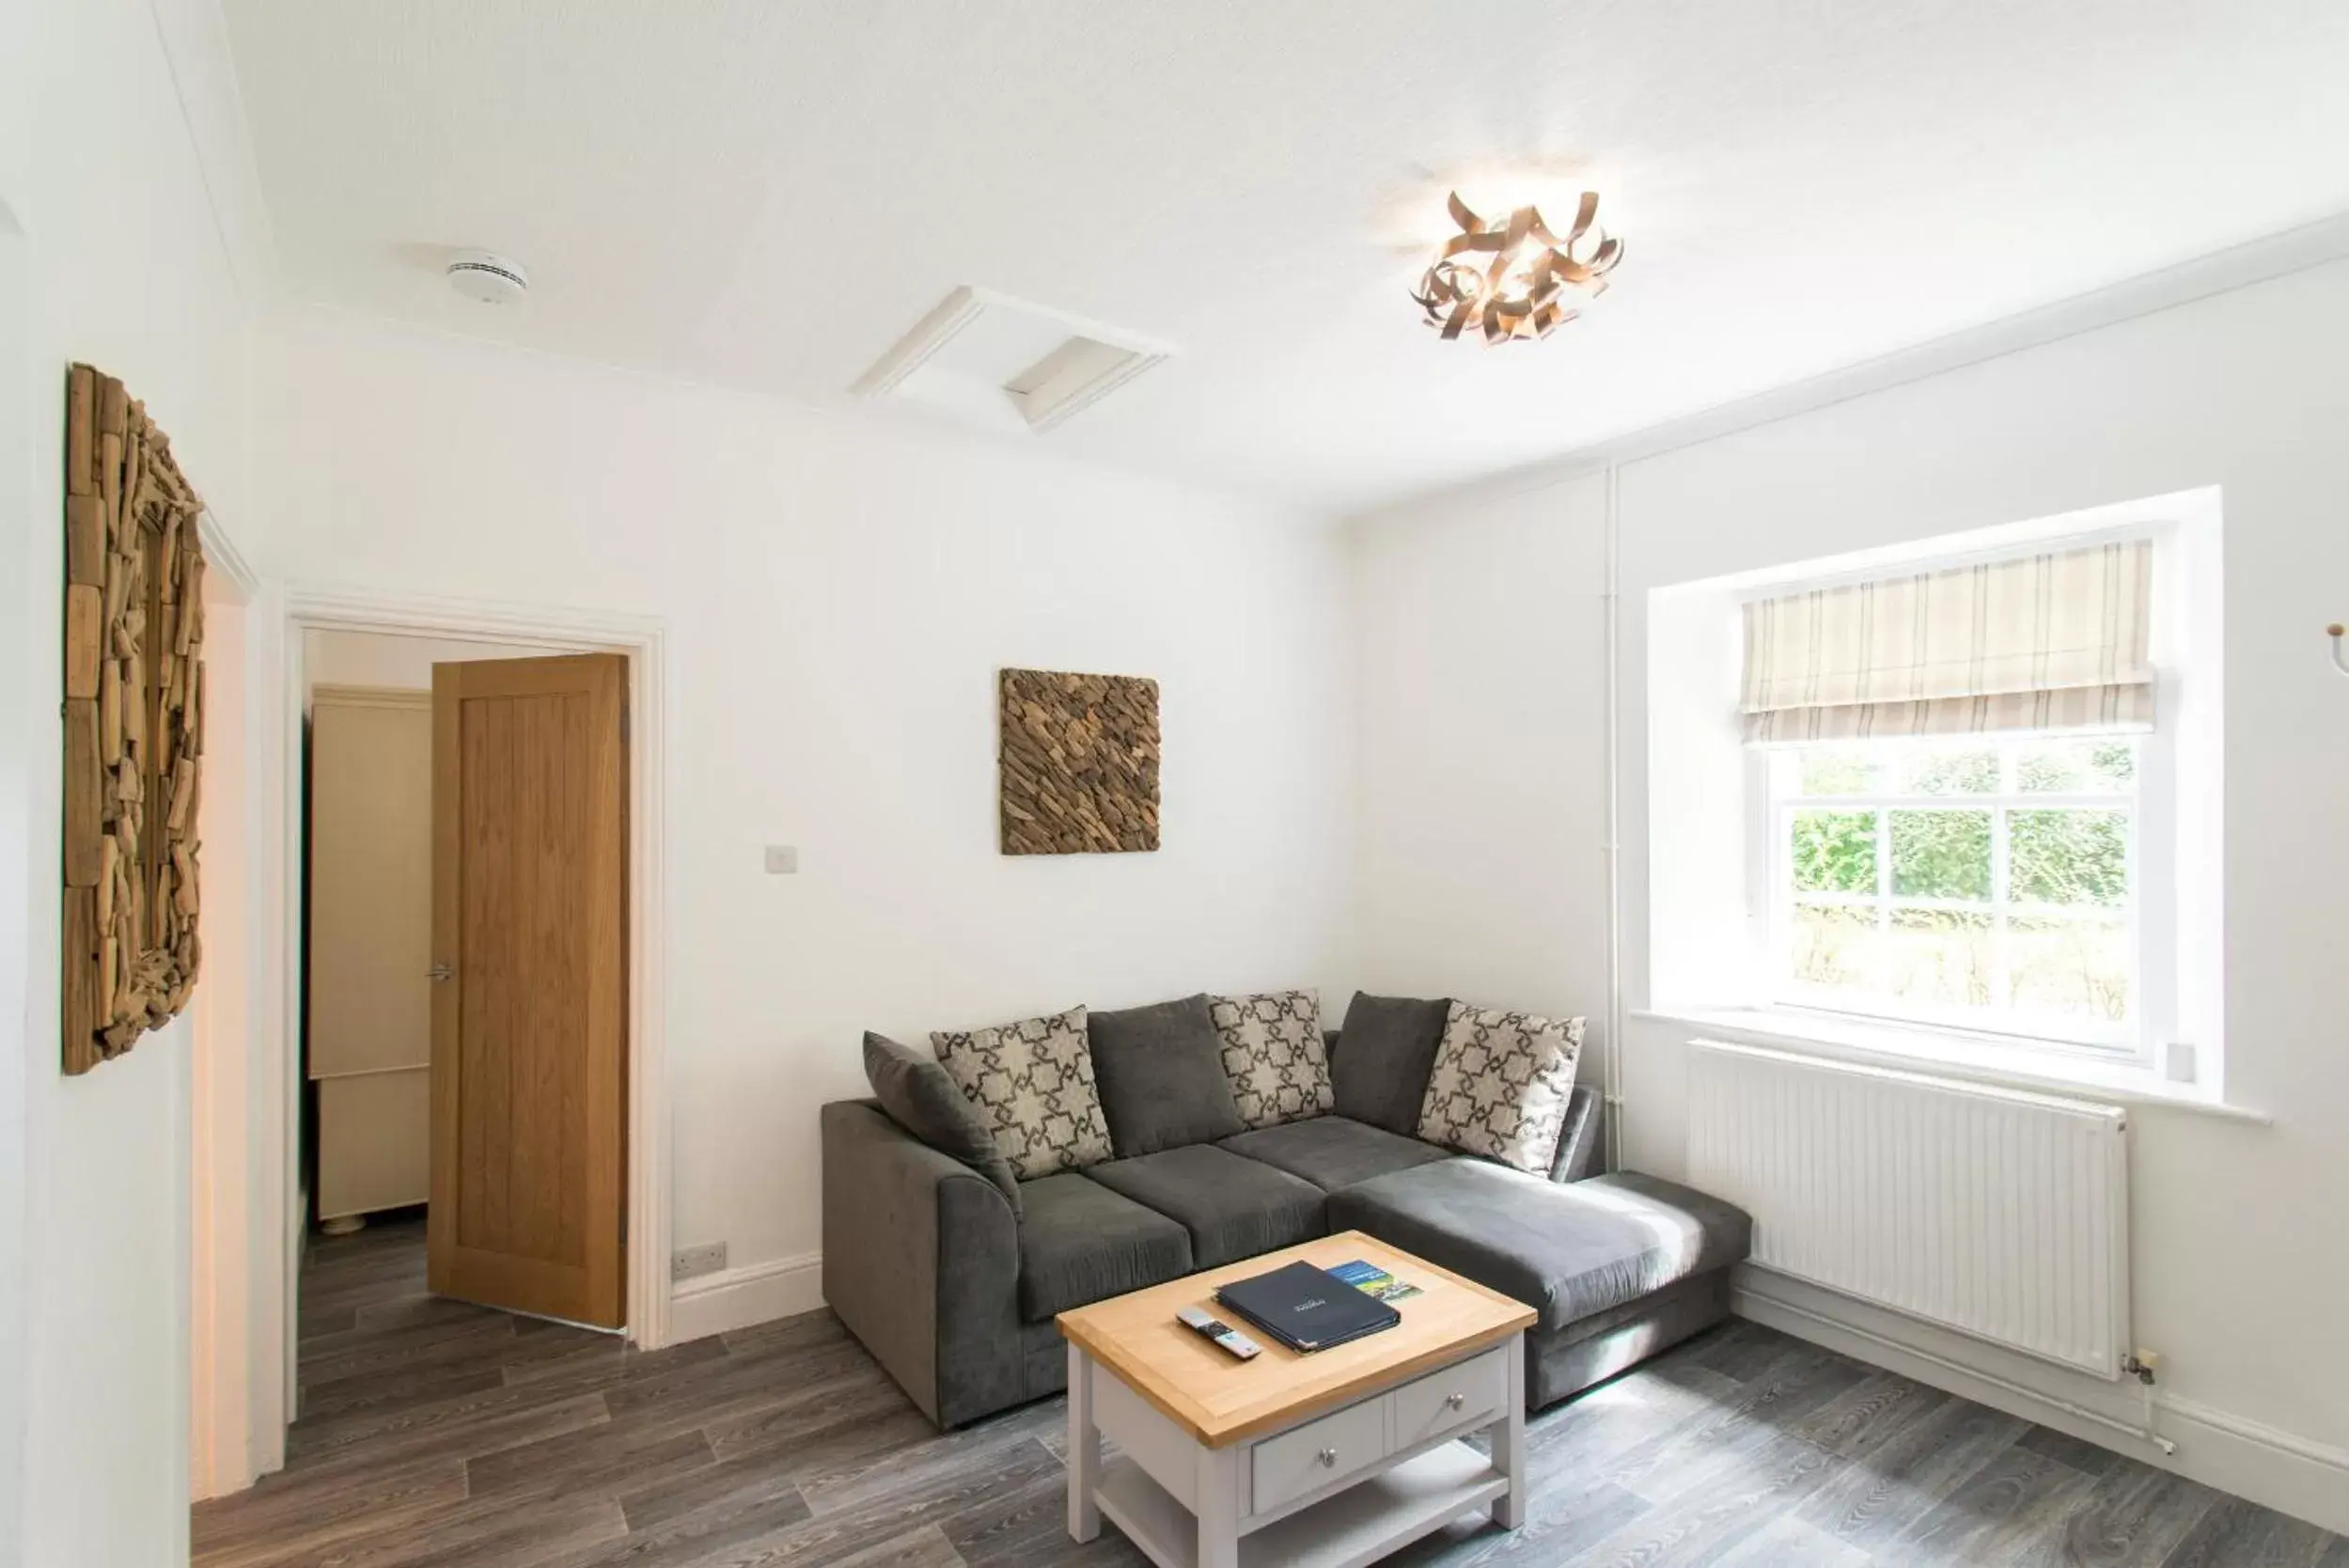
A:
1328 1163 1751 1334
1330 993 1449 1136
1085 1145 1328 1269
1217 1116 1450 1193
862 1032 1022 1215
1088 995 1245 1156
1015 1173 1193 1323
1550 1084 1603 1184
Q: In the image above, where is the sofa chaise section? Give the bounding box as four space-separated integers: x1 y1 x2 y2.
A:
1329 1162 1751 1406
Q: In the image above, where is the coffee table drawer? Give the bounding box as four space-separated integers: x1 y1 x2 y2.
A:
1248 1398 1387 1513
1390 1345 1511 1450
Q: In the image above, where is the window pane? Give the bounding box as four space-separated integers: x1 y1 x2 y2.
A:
2018 739 2137 794
1790 904 1878 993
2010 809 2129 907
1889 809 1992 900
1791 810 1877 894
1886 907 1994 1007
1884 745 1998 796
2009 917 2129 1021
1796 746 1877 795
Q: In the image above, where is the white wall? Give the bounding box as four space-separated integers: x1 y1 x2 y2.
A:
0 0 257 1557
1350 472 1614 1045
1350 255 2349 1530
0 187 33 1568
252 306 1359 1288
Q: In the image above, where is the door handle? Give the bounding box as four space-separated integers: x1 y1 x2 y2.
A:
428 963 454 981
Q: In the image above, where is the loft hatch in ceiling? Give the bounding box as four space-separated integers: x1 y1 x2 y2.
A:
851 287 1171 434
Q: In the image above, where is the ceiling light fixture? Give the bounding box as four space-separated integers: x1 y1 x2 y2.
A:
1411 190 1622 344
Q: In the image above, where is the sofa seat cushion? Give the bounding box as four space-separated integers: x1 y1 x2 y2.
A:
1085 1145 1329 1269
1328 1164 1751 1334
1015 1173 1194 1323
1216 1116 1450 1194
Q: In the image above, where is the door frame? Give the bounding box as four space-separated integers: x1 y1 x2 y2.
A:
188 510 261 1502
243 586 669 1477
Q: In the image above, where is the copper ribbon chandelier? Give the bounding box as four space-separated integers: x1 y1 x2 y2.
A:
1411 190 1624 344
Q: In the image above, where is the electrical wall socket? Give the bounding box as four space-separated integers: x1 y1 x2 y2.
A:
671 1242 728 1282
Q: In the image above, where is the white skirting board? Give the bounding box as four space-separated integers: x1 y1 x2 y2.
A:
2153 1396 2349 1539
666 1250 825 1345
1734 1272 2349 1537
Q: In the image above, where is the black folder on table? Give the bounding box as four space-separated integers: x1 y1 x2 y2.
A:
1214 1261 1402 1354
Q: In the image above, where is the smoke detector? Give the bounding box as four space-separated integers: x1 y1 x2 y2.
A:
853 286 1170 434
446 250 529 305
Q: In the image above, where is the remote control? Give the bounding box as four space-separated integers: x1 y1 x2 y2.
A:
1177 1306 1262 1360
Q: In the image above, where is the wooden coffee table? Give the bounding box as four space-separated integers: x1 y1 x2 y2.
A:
1057 1231 1536 1568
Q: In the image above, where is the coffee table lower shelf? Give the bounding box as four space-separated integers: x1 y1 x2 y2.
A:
1093 1443 1508 1568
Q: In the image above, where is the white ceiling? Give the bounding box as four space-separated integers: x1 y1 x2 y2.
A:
221 0 2349 513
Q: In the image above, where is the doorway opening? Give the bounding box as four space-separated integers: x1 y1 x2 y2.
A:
295 630 636 1370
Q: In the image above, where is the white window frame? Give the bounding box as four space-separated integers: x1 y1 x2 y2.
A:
1651 490 2223 1103
1750 728 2176 1068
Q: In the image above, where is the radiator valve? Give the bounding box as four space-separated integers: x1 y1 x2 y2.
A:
2122 1350 2162 1386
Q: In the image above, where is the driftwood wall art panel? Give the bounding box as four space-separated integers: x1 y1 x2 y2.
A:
999 668 1160 855
61 364 208 1074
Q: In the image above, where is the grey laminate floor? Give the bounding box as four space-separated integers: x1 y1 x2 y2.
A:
194 1218 2345 1568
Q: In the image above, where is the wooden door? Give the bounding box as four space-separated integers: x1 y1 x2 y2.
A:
428 653 628 1327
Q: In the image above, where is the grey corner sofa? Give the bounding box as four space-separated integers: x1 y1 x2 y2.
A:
821 993 1751 1430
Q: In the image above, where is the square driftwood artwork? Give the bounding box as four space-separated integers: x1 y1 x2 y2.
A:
999 669 1159 855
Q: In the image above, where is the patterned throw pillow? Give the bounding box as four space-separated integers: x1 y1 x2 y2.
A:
1209 991 1334 1130
933 1006 1112 1182
1417 1002 1585 1175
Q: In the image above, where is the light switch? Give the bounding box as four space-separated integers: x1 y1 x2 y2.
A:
764 845 798 875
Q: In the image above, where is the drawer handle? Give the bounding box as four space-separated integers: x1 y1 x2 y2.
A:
1316 1447 1338 1466
1446 1391 1466 1409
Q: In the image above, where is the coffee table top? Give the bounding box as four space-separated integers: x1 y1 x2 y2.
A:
1056 1231 1535 1447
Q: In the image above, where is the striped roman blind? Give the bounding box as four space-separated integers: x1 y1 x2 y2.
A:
1740 539 2154 744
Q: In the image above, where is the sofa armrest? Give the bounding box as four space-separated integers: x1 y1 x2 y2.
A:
822 1099 1021 1426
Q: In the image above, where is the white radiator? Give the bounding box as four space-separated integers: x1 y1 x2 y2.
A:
1687 1040 2131 1379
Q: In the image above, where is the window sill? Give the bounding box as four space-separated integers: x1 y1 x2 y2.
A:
1630 1006 2269 1125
